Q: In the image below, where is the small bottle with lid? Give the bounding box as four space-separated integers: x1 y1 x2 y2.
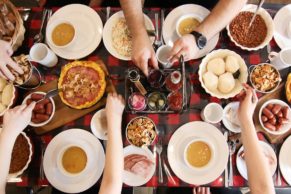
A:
165 71 182 91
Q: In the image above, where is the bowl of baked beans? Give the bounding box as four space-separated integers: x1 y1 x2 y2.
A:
226 4 274 51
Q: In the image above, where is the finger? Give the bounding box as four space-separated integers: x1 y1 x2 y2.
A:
139 58 149 77
206 187 210 194
17 104 28 112
0 70 6 79
150 53 159 70
193 188 196 194
24 101 36 113
201 187 205 194
251 88 258 103
6 46 13 56
169 42 182 58
112 92 117 97
13 104 26 112
245 88 253 102
169 48 183 63
7 57 23 74
0 65 15 81
197 187 201 193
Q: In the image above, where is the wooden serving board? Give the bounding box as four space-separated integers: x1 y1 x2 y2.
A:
254 83 291 144
31 60 116 135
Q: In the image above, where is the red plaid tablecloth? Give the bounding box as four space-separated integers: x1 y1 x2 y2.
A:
12 6 290 190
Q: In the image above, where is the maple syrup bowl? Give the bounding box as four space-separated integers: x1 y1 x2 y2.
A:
183 138 215 171
176 14 202 37
57 143 91 177
47 19 77 48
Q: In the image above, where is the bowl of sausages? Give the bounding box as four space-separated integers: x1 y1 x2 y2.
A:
259 99 291 135
22 91 55 127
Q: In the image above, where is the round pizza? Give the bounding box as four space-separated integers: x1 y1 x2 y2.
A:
58 61 106 109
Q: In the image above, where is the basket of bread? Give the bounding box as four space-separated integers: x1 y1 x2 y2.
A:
0 0 25 51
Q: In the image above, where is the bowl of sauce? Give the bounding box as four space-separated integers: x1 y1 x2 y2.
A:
47 20 76 48
184 138 214 170
176 14 201 37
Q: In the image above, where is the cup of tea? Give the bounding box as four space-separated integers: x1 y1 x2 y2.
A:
156 45 173 68
268 48 291 70
57 143 90 177
183 138 214 171
29 43 58 67
200 103 223 124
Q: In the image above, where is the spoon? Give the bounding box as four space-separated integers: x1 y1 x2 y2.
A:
33 9 48 43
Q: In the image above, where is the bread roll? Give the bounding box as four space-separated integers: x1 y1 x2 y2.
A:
207 58 225 76
0 103 6 113
218 72 235 94
203 71 218 92
2 84 13 106
225 55 240 73
0 78 7 92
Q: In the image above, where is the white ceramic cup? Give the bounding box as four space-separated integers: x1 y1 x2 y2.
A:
183 138 214 171
29 43 58 67
201 103 223 124
57 143 90 177
268 48 291 70
156 45 173 68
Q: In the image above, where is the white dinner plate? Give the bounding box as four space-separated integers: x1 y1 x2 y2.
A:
279 135 291 185
162 4 219 60
46 4 103 60
103 11 155 61
222 102 241 133
236 141 277 181
167 121 228 185
43 129 105 193
273 4 291 49
90 109 108 140
123 145 155 186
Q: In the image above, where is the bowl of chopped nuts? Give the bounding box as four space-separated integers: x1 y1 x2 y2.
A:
249 63 281 94
226 4 274 51
12 54 42 89
126 116 157 147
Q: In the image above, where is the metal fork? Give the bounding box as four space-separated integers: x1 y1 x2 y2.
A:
228 140 237 187
156 138 163 183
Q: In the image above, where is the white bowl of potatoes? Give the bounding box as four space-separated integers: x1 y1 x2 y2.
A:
0 78 16 116
198 49 248 99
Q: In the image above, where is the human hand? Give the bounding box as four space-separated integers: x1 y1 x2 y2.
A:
0 40 23 81
169 34 199 63
2 102 36 138
238 84 258 123
105 93 125 129
132 35 158 76
193 187 211 194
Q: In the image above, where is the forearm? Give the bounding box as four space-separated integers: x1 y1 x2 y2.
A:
196 0 246 40
0 132 17 194
120 0 147 38
99 121 123 194
240 120 275 194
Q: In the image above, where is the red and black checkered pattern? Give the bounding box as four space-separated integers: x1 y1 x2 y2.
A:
13 6 290 189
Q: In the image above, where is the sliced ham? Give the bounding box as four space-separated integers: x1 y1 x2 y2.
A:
124 154 154 178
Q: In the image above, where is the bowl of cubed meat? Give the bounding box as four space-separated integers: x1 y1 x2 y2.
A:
226 4 274 51
22 91 55 127
259 99 291 135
